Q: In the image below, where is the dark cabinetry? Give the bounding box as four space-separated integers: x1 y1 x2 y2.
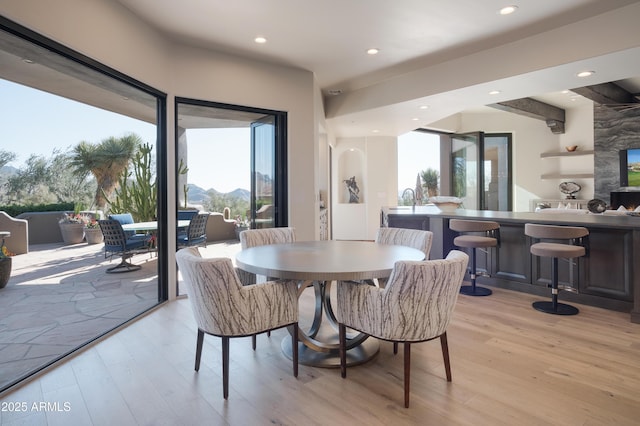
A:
381 207 639 322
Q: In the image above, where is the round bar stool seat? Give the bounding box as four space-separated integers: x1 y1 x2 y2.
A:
525 223 588 316
450 219 500 296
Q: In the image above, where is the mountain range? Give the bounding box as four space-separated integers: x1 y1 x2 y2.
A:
186 184 250 205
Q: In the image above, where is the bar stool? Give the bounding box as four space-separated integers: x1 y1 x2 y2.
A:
525 223 588 316
449 219 500 296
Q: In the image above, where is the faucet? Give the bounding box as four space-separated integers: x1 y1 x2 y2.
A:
402 188 416 209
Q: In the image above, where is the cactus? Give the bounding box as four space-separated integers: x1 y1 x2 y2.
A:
105 143 157 222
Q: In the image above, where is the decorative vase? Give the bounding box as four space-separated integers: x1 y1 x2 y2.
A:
0 257 11 289
59 223 85 245
84 228 103 244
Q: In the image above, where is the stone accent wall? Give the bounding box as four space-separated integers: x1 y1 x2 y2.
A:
594 105 640 203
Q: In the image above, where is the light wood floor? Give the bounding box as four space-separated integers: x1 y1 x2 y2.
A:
1 286 639 426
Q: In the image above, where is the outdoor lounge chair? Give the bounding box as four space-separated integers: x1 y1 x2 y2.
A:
98 219 152 273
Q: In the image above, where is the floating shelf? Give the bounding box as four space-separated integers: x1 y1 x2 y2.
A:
541 173 594 179
540 150 594 158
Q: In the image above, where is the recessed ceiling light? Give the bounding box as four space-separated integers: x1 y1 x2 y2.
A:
254 36 267 44
419 105 429 109
489 90 501 95
22 58 34 64
372 129 380 133
576 70 595 78
561 90 570 94
499 5 518 15
367 48 379 55
327 89 343 96
412 118 419 121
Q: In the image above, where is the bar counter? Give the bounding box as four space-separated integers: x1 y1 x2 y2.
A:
381 206 640 323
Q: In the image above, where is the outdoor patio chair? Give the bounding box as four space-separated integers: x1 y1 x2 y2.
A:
177 212 209 248
99 219 152 273
108 213 149 243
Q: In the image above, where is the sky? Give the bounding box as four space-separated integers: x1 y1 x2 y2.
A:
397 131 440 195
184 128 249 192
2 79 438 195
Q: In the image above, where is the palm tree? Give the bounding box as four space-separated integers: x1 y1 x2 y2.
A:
421 168 440 197
70 134 141 211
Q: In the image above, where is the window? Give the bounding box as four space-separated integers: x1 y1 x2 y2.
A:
0 17 166 393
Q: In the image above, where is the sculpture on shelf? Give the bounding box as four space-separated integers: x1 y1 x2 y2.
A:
587 199 607 214
559 181 581 199
343 176 360 203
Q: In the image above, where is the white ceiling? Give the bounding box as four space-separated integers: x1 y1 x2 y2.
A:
90 1 640 136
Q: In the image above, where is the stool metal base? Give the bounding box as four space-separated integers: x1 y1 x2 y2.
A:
460 285 492 296
532 301 579 316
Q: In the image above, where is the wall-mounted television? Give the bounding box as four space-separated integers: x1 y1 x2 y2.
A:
620 148 640 187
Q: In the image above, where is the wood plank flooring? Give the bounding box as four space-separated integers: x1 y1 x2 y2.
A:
1 286 639 425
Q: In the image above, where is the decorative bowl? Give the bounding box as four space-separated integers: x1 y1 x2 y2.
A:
429 196 463 212
565 145 578 152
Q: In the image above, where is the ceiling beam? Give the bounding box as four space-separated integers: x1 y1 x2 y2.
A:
489 98 566 134
570 82 635 105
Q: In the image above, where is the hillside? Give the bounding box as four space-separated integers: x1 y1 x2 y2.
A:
186 184 249 205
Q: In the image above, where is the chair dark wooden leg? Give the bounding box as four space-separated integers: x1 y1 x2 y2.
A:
292 323 298 378
339 323 347 378
252 334 256 350
404 342 411 408
393 342 398 354
195 329 204 371
222 336 230 399
440 332 452 382
267 330 271 337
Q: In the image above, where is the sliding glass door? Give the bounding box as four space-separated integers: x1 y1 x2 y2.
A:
0 17 165 393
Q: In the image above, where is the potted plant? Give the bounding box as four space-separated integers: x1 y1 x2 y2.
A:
59 212 88 245
84 218 103 244
421 168 440 198
0 238 12 289
234 215 249 240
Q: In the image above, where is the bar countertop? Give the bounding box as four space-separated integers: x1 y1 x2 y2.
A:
381 205 640 229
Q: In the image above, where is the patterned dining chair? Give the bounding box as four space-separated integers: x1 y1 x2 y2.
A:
374 227 434 354
374 227 432 283
238 227 296 347
337 250 469 408
375 227 433 259
175 247 299 399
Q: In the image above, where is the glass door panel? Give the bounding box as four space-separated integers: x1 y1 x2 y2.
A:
484 134 512 211
251 116 275 228
451 132 483 210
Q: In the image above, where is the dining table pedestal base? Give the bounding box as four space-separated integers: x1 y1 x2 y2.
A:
281 337 379 368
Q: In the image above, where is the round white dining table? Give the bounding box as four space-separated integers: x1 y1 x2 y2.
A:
236 240 425 367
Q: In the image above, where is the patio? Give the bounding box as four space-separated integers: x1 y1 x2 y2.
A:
0 239 241 393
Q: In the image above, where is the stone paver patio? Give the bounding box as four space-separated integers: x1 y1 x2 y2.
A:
0 240 240 393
